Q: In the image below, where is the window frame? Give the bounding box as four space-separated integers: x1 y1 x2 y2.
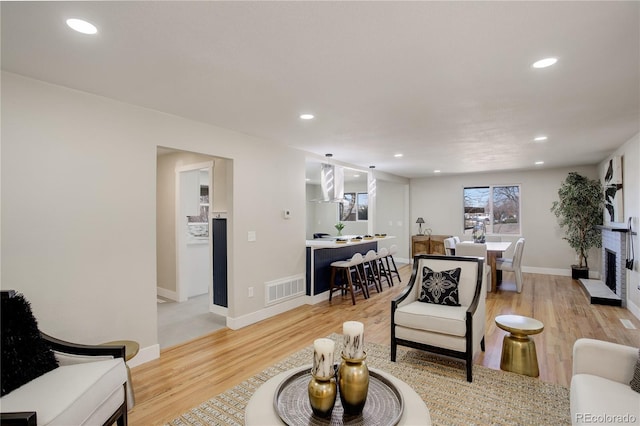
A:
338 191 369 222
463 184 521 236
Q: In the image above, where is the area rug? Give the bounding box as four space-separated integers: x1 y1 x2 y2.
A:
166 333 570 425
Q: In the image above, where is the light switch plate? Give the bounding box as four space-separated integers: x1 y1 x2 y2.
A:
248 231 256 242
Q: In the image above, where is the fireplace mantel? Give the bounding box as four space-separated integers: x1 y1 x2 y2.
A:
596 225 629 233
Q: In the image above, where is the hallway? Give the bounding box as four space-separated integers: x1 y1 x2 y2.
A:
157 294 226 349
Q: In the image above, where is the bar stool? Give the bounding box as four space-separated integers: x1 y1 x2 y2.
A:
362 250 383 296
376 247 393 288
329 253 367 305
386 244 401 283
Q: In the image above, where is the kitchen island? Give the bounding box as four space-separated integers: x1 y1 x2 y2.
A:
305 236 396 297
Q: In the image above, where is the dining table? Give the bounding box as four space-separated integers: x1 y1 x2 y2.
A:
484 241 512 292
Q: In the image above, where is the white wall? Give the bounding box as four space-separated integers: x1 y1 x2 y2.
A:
599 133 640 318
375 179 410 262
1 72 306 354
410 165 601 275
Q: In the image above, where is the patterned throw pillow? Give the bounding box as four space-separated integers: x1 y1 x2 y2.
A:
418 266 461 306
630 349 640 393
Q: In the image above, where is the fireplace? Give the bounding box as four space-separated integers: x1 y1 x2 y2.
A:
605 249 617 293
577 226 627 307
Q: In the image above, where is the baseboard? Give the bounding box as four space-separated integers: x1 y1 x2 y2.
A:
156 287 178 302
521 266 602 279
210 304 228 316
226 295 309 330
127 343 160 368
626 299 640 321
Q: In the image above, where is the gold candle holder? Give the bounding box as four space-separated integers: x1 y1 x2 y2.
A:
308 372 337 418
338 352 369 415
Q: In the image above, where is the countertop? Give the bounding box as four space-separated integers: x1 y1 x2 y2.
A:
306 235 395 248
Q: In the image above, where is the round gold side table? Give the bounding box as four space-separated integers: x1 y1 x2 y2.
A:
495 315 544 377
102 340 140 408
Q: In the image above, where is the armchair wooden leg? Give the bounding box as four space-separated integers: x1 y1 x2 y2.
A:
391 340 397 362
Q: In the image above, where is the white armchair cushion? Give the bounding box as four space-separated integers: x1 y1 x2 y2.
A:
0 358 127 425
570 374 640 423
572 338 637 384
395 301 467 336
570 338 640 425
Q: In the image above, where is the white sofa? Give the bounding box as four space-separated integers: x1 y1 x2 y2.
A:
570 338 639 426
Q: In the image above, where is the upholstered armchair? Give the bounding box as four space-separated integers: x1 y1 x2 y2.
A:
1 290 128 426
391 255 486 382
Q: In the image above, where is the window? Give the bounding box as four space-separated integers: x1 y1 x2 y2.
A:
463 185 520 235
339 192 368 222
357 193 368 221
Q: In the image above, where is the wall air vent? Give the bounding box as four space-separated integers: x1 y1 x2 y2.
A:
265 274 306 306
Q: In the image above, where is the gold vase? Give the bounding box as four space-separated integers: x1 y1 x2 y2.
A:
308 373 337 418
338 352 369 415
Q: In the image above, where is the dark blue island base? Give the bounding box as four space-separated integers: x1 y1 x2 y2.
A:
306 241 378 296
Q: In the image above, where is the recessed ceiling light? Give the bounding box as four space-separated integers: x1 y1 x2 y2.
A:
66 18 98 35
394 154 403 158
299 113 314 120
434 170 441 173
534 136 548 142
532 57 557 69
535 161 545 165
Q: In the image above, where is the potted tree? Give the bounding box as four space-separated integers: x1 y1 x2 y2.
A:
550 172 604 279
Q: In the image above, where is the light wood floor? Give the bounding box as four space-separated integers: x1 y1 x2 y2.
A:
129 265 640 425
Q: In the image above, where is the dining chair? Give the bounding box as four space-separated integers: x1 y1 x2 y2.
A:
496 238 525 293
444 237 456 256
455 242 491 293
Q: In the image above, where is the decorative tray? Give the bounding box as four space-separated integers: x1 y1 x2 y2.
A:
273 366 404 426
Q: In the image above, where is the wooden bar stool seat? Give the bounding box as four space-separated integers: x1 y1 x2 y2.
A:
329 253 367 305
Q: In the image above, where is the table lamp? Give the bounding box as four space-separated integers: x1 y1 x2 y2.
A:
416 217 425 235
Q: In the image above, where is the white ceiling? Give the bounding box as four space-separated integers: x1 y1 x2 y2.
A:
2 1 638 178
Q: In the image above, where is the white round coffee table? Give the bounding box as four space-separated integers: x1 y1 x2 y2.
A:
495 314 544 377
245 365 431 425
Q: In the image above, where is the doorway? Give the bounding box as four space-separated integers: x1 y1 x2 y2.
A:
156 148 229 348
